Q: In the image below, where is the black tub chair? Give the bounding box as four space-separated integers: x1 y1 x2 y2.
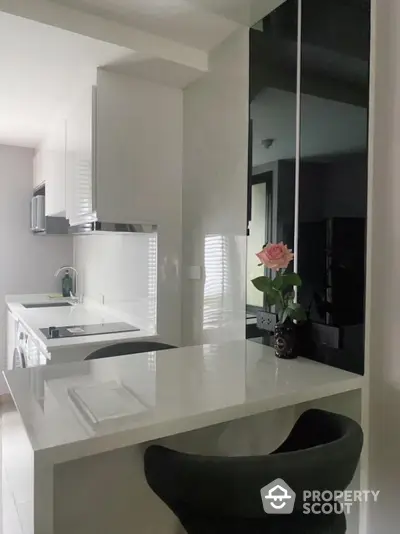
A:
144 409 363 534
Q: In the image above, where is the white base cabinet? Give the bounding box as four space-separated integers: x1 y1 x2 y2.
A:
6 311 18 371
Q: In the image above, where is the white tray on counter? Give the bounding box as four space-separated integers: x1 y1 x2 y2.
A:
68 380 148 430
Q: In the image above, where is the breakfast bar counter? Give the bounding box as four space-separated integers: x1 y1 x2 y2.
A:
2 340 366 534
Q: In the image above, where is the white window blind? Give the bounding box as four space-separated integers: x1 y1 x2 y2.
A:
147 234 157 325
204 235 230 328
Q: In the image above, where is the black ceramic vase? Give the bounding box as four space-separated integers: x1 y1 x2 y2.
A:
274 322 297 359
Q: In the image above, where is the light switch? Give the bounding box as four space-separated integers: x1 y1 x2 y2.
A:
187 266 202 280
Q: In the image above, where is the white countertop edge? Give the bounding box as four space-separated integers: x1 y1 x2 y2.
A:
6 296 157 354
32 374 365 465
6 305 111 354
6 294 69 304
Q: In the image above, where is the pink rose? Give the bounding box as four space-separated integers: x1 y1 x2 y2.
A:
256 243 294 271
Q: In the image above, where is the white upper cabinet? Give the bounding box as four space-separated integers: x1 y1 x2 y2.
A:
33 149 44 190
65 69 183 227
33 70 183 228
34 119 67 217
65 87 96 226
45 119 67 217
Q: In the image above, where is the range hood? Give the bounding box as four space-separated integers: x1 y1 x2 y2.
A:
71 221 157 234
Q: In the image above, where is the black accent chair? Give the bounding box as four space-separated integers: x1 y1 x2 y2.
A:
85 341 176 360
144 409 363 534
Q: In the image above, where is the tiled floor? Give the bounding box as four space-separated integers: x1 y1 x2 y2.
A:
1 401 24 534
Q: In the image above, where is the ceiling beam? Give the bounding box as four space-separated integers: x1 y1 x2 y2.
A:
199 0 287 26
0 0 209 73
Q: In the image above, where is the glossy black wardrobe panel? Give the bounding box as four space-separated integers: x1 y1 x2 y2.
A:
247 1 298 328
297 0 370 375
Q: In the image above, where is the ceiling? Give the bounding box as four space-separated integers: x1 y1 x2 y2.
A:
0 0 285 148
0 12 132 148
48 0 237 51
47 0 284 51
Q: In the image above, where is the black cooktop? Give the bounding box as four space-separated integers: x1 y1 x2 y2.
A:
40 322 140 340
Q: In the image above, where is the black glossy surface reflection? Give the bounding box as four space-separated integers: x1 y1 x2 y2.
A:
298 0 370 375
247 0 370 376
247 0 297 311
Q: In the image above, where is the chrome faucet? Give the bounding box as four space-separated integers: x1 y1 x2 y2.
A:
54 266 82 304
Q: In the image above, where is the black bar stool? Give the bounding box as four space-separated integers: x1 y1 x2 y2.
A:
85 341 176 360
144 409 363 534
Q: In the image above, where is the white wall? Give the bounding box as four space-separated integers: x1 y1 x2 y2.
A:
366 1 400 532
74 233 157 330
0 144 73 393
251 88 368 167
182 28 249 346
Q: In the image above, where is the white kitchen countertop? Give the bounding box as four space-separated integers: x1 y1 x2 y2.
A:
6 294 157 354
3 340 365 464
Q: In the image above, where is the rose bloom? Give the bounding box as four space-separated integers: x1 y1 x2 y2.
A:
256 243 294 271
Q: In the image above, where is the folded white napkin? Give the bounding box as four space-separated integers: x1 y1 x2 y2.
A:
68 380 147 426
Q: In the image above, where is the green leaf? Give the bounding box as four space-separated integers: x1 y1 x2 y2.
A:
280 273 302 290
283 291 294 305
272 273 283 290
251 277 278 305
252 277 285 308
281 308 290 324
287 301 307 322
266 292 280 307
251 276 273 293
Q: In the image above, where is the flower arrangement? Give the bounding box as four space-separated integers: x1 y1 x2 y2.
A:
251 242 306 324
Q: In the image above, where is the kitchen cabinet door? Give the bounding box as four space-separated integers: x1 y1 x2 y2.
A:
66 87 97 225
45 119 67 217
33 149 44 189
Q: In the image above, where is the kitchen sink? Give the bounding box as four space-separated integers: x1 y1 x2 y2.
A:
22 302 72 309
